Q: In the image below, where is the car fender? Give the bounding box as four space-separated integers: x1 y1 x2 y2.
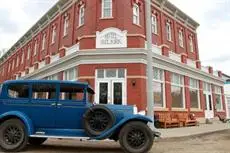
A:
93 114 152 140
0 111 34 135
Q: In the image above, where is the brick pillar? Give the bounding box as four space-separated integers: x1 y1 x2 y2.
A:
59 47 66 58
181 53 187 64
196 60 201 69
161 44 169 57
208 66 213 74
58 71 64 80
165 71 172 111
184 76 191 113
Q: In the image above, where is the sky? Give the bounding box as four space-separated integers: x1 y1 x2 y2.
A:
0 0 230 74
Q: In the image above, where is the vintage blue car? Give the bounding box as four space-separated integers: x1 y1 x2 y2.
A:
0 80 158 153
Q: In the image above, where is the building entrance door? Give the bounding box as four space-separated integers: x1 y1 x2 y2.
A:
95 69 126 105
204 93 214 119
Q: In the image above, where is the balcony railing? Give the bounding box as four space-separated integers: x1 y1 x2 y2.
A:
187 59 196 68
39 61 46 69
169 51 181 62
50 54 59 63
66 43 80 56
152 45 162 55
201 66 209 73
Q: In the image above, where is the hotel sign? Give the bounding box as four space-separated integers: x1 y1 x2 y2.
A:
96 28 127 49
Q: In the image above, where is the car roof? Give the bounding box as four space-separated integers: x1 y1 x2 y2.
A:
3 80 95 94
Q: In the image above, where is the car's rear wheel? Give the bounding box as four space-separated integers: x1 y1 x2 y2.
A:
0 119 28 152
28 137 47 145
119 121 153 153
83 105 115 137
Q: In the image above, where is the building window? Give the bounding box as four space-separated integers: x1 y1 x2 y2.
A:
189 78 200 109
133 3 140 25
166 22 172 41
189 36 194 52
153 68 165 108
8 63 11 72
64 68 77 81
32 84 56 100
178 29 184 47
12 59 15 70
97 69 125 79
79 5 85 26
51 26 57 44
102 0 112 18
27 46 31 60
215 86 223 111
33 40 38 56
63 15 69 37
47 74 59 80
21 50 24 64
171 73 184 108
16 56 19 67
42 33 46 50
151 14 157 34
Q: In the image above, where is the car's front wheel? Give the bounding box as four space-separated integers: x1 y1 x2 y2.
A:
28 137 47 145
0 119 28 152
119 121 153 153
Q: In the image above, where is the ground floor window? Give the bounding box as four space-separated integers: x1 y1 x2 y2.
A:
171 73 184 108
64 68 77 81
153 67 165 108
215 86 223 111
189 78 200 109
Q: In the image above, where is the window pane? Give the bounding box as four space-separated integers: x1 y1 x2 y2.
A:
190 89 199 108
32 84 56 100
104 8 111 17
106 69 116 78
113 83 122 105
171 85 183 108
8 84 29 98
60 84 84 101
215 94 222 110
118 69 125 78
153 82 164 107
97 69 104 78
104 0 111 8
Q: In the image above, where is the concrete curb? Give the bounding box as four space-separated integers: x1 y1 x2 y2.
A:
155 129 229 142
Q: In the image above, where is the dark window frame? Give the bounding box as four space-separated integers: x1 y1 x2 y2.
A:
7 83 30 99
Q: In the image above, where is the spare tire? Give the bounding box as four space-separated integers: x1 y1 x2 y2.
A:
83 105 115 137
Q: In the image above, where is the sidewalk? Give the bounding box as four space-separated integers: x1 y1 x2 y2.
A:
157 121 230 139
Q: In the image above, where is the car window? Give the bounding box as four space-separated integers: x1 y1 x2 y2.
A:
60 84 84 101
0 84 2 93
32 84 56 100
8 83 29 99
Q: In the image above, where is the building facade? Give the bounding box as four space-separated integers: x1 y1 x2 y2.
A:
0 0 226 120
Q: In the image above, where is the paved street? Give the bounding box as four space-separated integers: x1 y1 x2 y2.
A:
2 130 229 153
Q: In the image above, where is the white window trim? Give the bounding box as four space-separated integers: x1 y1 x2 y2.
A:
101 0 113 18
133 3 140 25
63 16 69 37
151 14 157 34
171 73 185 109
166 22 172 41
63 68 77 81
179 30 184 48
189 36 194 52
27 47 31 60
42 34 46 50
33 40 38 56
21 51 24 64
16 56 19 67
215 86 223 111
51 26 57 44
79 5 85 26
189 78 201 109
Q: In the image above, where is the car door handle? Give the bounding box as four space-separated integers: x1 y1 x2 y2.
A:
51 103 56 106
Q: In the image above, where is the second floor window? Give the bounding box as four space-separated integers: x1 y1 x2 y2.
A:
178 29 184 47
189 36 194 52
79 5 85 26
102 0 112 18
166 22 172 41
63 15 69 37
133 4 140 25
21 51 24 64
16 56 19 67
33 40 38 56
42 33 46 50
27 47 31 60
51 26 57 44
151 14 157 34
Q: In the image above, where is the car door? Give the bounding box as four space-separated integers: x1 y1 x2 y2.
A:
54 83 88 129
29 83 57 129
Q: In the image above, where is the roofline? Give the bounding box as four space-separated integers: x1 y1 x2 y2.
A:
0 0 75 64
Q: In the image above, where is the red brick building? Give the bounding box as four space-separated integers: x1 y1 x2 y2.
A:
0 0 226 120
